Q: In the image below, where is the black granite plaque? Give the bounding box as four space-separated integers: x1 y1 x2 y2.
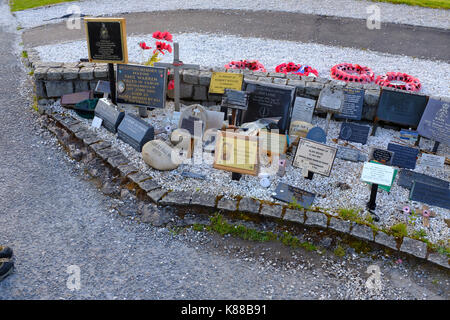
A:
336 147 367 162
339 123 370 145
376 89 428 127
335 88 364 120
94 98 125 133
397 169 449 190
417 98 450 146
243 81 296 134
117 113 154 152
370 148 394 165
410 181 450 210
272 183 315 208
387 143 419 169
222 89 249 111
85 18 127 63
180 116 204 136
117 64 167 108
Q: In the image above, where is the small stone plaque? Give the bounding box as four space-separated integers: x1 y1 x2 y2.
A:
91 116 102 129
291 97 316 123
410 181 450 210
369 148 394 165
293 138 337 177
243 81 296 134
94 98 125 133
361 162 395 186
398 169 449 190
61 91 93 107
209 72 244 94
419 153 445 169
336 147 367 162
387 143 419 169
335 88 364 120
306 127 327 144
417 98 450 146
117 113 154 152
339 123 370 145
221 89 249 111
317 86 344 113
272 182 315 208
117 64 167 108
376 89 428 127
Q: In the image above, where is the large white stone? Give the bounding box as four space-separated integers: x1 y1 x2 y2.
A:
142 140 179 171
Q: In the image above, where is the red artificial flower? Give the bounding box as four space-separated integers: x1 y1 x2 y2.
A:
152 31 163 40
161 31 173 42
139 41 151 50
154 41 172 54
168 80 175 90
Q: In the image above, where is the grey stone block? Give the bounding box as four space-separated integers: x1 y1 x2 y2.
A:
94 65 108 78
193 85 207 101
79 67 94 80
304 82 324 97
128 172 151 184
329 80 346 90
260 204 282 219
283 208 304 224
107 154 129 168
314 77 329 84
243 74 258 81
62 68 79 80
147 188 168 203
45 81 74 97
67 123 83 134
256 77 273 83
273 78 287 85
138 179 160 193
329 217 351 233
253 71 268 77
401 237 427 259
286 74 301 80
82 134 102 146
96 147 122 161
34 67 48 80
350 223 375 241
226 69 242 74
198 71 212 86
288 79 306 94
90 141 111 153
217 198 237 212
35 80 46 97
191 192 217 208
180 83 193 99
268 72 286 78
427 252 449 269
46 68 63 80
159 191 192 206
183 70 199 84
375 231 398 251
238 197 260 214
116 164 139 177
36 62 63 68
364 89 380 107
208 93 222 102
304 211 327 228
74 80 90 93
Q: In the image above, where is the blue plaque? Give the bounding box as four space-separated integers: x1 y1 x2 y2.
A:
398 169 449 190
410 181 450 210
376 89 428 127
387 143 419 169
117 113 154 152
306 127 327 144
335 88 364 120
417 98 450 146
339 123 370 145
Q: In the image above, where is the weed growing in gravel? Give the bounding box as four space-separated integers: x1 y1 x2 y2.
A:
21 50 28 58
334 245 346 257
390 223 408 238
338 208 360 221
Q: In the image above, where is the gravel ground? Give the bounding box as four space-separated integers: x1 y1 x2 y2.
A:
13 0 450 30
34 33 450 98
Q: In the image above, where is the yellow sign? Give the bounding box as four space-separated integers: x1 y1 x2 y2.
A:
84 17 128 64
213 131 258 176
209 72 244 94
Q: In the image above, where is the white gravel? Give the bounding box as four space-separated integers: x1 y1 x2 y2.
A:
14 0 450 30
35 33 450 98
48 100 450 245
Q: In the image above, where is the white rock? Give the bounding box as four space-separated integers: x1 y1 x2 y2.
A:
142 140 180 171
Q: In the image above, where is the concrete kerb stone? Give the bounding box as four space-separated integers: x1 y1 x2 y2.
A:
427 252 449 269
116 164 139 177
329 217 351 234
128 172 152 184
107 154 129 168
283 208 304 224
159 191 192 206
95 147 122 162
217 197 238 212
238 197 260 214
304 210 328 228
89 141 112 154
374 231 399 251
400 237 428 259
191 192 218 208
260 204 283 219
147 188 168 204
350 223 375 242
137 179 160 193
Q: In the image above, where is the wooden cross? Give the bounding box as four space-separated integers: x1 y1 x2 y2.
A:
154 42 199 112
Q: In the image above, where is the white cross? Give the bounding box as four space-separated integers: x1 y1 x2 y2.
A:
154 42 199 112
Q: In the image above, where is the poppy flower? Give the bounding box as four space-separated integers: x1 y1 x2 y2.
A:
139 41 151 50
154 41 172 55
402 206 411 214
168 80 175 90
161 31 173 42
152 31 163 40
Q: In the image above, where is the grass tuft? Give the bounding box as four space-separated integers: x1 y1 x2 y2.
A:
10 0 75 12
371 0 450 9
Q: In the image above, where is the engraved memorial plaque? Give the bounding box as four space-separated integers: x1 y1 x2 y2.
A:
317 86 344 113
397 169 449 190
94 98 125 133
417 98 449 146
272 182 315 208
293 139 337 177
410 181 450 210
291 97 316 123
338 123 370 145
117 113 154 152
387 143 419 169
335 88 364 120
370 148 394 165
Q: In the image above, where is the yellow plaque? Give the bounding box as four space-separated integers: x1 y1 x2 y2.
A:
84 17 128 64
213 131 258 176
209 72 244 94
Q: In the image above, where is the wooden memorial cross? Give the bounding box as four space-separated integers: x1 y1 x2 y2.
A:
154 42 200 112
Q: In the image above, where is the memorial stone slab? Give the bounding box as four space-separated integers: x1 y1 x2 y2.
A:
397 169 449 190
410 181 450 210
370 148 394 165
117 113 154 152
272 183 315 208
291 96 316 123
94 98 125 133
221 89 249 110
339 123 370 145
61 91 93 107
243 81 296 134
387 143 419 169
306 127 327 144
317 85 344 113
376 89 427 127
417 98 450 146
336 146 367 162
335 88 364 120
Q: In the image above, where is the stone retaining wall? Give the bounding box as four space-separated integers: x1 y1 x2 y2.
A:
37 107 450 270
